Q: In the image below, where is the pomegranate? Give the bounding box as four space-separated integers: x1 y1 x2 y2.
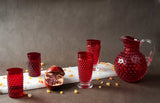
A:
45 66 65 90
46 66 65 76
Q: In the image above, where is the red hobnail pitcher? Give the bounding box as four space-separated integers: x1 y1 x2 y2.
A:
114 36 155 82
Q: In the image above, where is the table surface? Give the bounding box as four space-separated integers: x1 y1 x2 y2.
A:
0 72 160 103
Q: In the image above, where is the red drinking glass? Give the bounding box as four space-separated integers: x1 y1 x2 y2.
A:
27 52 41 77
87 39 101 71
77 51 93 89
7 68 23 98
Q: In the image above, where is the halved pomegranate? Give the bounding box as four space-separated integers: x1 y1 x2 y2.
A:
45 66 65 90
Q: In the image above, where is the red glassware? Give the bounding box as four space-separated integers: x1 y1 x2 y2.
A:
7 68 23 98
77 51 93 89
27 52 41 77
87 39 101 71
114 36 154 82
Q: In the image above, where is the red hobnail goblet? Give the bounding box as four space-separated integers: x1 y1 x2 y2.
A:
87 39 101 71
77 51 93 89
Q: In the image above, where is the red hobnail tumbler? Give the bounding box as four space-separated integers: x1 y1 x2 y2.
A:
77 51 93 89
87 39 101 71
27 52 41 77
7 68 23 98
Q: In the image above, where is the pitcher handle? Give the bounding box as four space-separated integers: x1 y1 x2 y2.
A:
140 39 155 66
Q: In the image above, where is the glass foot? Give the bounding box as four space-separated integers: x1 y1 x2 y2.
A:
77 83 93 89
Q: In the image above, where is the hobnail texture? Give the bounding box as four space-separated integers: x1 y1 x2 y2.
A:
7 68 23 98
78 51 93 88
87 39 101 70
27 52 41 77
114 36 148 82
28 61 41 77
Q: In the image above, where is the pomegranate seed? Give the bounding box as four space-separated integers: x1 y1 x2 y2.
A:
41 62 44 66
28 93 32 98
100 81 103 84
47 89 51 93
74 89 78 94
23 92 27 95
0 83 3 86
96 78 100 80
109 77 113 80
106 82 110 86
60 91 63 94
40 80 43 84
69 74 73 77
111 65 114 69
100 62 104 64
25 70 28 73
98 86 102 88
115 83 119 86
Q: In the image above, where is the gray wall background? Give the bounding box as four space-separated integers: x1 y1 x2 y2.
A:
0 0 160 74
